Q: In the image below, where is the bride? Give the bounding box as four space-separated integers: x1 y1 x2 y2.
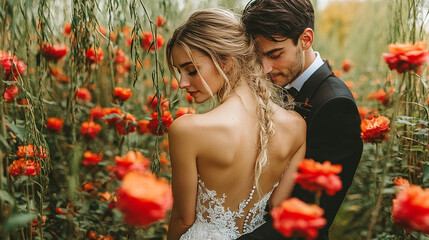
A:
166 8 306 240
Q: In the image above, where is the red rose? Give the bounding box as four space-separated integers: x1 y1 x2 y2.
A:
137 119 150 135
9 159 41 177
90 106 105 120
16 145 47 160
80 121 102 139
46 117 64 132
294 159 343 196
82 151 103 166
360 115 390 144
102 107 122 126
113 87 132 102
271 198 326 240
76 88 92 103
4 85 19 103
148 111 173 135
115 114 137 135
117 172 173 227
382 41 429 74
392 185 429 234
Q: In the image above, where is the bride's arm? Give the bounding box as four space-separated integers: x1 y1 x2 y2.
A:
167 116 199 240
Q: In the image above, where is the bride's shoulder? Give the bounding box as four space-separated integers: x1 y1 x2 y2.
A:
271 104 306 136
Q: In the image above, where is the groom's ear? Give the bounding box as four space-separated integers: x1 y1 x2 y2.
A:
300 28 313 50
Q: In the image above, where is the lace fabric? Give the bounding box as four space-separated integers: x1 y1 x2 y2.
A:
180 177 279 240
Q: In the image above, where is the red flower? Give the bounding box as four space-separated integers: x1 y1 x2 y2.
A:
64 23 71 36
271 198 326 240
113 87 132 102
156 16 166 28
102 107 122 126
357 106 369 120
80 121 102 139
392 185 429 234
86 47 104 63
76 88 92 103
82 151 103 166
147 94 169 111
367 89 392 106
46 117 64 132
117 172 173 227
0 52 26 80
341 59 353 73
148 111 173 135
383 41 429 74
16 145 47 160
115 114 137 135
294 159 343 196
137 119 150 134
56 208 67 215
4 84 19 103
42 43 68 61
141 32 165 52
175 107 196 119
394 177 410 192
90 106 105 120
9 159 41 177
360 115 390 144
111 151 150 179
186 93 193 103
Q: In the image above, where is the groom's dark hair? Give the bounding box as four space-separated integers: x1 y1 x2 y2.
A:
242 0 314 45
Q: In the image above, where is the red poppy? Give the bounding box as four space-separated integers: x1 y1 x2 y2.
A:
156 16 166 28
148 111 173 135
341 59 353 73
141 32 165 52
137 119 150 134
383 41 429 74
175 107 196 119
42 43 68 61
76 88 92 103
16 145 47 160
80 121 102 139
294 159 343 196
86 47 104 63
113 87 132 102
111 151 150 179
8 158 41 177
392 185 429 234
4 84 19 103
46 117 64 132
102 107 122 126
115 114 137 135
360 115 390 144
117 172 173 227
271 198 326 240
82 151 103 166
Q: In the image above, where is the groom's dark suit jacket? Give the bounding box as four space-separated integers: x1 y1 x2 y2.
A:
238 62 363 240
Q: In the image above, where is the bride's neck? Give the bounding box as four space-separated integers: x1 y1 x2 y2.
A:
224 83 258 110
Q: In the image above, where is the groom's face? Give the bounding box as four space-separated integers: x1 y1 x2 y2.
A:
255 35 304 87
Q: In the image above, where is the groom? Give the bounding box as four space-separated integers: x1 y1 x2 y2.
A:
239 0 363 239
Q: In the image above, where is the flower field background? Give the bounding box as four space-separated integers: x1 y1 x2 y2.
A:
0 0 428 239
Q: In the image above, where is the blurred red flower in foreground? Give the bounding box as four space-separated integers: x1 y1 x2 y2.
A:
17 145 47 160
113 87 132 102
367 88 393 106
82 151 103 166
141 32 165 52
86 47 104 63
46 117 64 132
392 185 429 234
42 43 68 61
383 41 429 74
115 114 137 135
148 111 173 135
271 198 326 240
186 93 193 103
64 23 71 36
0 50 26 80
76 88 92 103
80 121 102 139
9 158 41 177
111 150 150 179
294 159 342 196
360 115 390 144
4 85 19 103
175 107 196 119
117 172 173 227
156 16 166 28
147 94 169 111
394 177 410 191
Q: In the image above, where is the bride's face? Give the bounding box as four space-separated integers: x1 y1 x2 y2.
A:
172 45 225 103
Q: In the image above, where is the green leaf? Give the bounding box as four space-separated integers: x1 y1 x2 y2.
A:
0 190 15 208
6 123 27 141
2 212 37 233
422 163 429 186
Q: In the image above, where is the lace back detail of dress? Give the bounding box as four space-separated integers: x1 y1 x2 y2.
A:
179 177 279 240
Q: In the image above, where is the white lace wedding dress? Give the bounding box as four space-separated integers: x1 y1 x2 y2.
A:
180 176 279 240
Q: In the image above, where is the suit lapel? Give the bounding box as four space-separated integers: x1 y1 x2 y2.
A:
294 61 333 120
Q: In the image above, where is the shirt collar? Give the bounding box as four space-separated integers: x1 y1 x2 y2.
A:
285 52 324 91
